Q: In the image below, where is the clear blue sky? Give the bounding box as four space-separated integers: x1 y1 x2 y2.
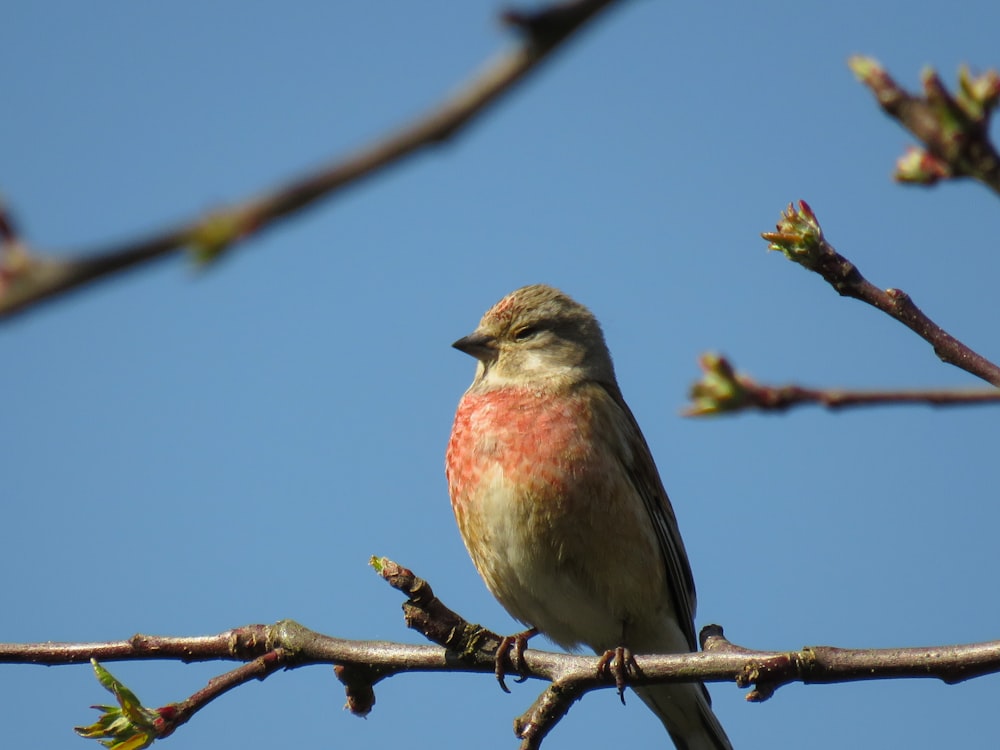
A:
4 2 999 749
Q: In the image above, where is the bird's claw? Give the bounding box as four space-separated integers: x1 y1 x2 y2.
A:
597 646 639 705
494 627 538 693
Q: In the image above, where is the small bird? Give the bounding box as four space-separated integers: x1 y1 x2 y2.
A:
446 284 731 750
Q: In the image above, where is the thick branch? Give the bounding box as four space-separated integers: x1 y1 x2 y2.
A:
7 619 995 692
5 559 1000 749
0 0 622 321
0 626 274 664
762 201 1000 386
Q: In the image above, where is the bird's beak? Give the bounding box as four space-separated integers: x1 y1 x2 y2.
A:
452 330 497 360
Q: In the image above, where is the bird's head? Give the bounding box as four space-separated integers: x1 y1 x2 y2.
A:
453 284 616 389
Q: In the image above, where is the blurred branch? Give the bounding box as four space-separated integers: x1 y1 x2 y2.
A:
762 201 1000 387
685 353 1000 416
0 0 622 322
850 57 1000 193
4 558 1000 749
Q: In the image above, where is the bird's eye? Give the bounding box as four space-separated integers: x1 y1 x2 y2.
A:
513 325 541 341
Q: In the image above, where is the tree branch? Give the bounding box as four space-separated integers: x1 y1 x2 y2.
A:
0 0 622 322
685 353 1000 416
762 201 1000 386
849 57 1000 193
5 558 1000 749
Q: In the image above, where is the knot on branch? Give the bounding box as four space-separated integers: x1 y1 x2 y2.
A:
738 653 802 702
334 664 378 718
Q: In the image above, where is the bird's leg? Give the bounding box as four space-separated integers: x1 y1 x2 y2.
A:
597 622 641 705
494 627 538 693
596 646 640 704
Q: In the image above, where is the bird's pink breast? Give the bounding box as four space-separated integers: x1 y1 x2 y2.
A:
445 381 679 653
446 386 594 511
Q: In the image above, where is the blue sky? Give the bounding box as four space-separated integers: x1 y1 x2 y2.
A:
3 2 999 749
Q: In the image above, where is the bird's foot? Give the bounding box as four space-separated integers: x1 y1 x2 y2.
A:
494 627 538 693
597 646 640 705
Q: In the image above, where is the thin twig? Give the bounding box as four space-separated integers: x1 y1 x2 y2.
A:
686 353 1000 416
0 0 622 321
158 649 291 739
762 201 1000 386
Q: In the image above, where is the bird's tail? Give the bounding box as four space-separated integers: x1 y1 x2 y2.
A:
634 682 732 750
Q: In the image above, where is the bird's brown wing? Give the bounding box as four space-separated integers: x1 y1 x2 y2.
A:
601 380 699 651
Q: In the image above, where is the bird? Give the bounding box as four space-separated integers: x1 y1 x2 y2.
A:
445 284 732 750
